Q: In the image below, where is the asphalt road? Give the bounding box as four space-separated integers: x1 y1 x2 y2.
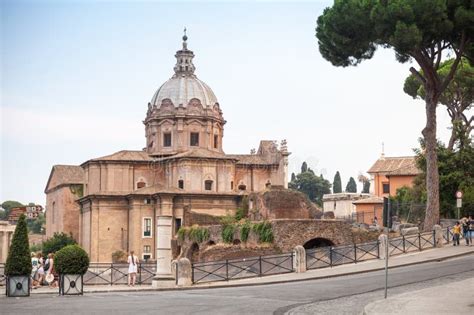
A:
2 255 473 315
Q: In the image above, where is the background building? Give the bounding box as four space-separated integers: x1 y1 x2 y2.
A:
45 35 290 275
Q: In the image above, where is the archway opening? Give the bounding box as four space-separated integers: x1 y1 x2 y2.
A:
206 240 216 246
232 239 241 245
303 238 334 249
188 242 200 262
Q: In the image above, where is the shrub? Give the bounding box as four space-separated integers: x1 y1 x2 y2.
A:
42 232 76 256
5 214 31 276
177 227 188 241
222 224 236 243
252 221 274 243
188 225 210 243
112 250 127 263
54 245 90 275
240 221 251 242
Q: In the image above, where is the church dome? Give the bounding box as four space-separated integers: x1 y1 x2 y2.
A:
150 34 218 107
150 76 218 107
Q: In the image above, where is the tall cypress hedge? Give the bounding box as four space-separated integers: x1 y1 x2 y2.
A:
5 214 32 276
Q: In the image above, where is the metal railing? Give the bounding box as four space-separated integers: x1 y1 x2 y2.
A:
388 231 435 256
83 263 156 285
0 263 5 286
306 240 379 269
191 253 294 284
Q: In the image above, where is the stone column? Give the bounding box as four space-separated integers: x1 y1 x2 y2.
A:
378 234 387 259
0 232 5 262
433 224 444 248
177 258 192 286
293 246 306 273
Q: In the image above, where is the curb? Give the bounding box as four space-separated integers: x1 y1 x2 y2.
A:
22 249 474 295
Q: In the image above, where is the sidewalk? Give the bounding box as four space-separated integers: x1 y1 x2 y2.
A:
19 244 474 295
363 277 474 314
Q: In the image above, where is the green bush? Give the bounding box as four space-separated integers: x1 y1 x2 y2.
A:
252 221 274 243
177 227 188 241
5 214 31 276
222 224 236 243
240 221 251 242
112 250 127 263
54 245 90 275
188 225 210 243
42 232 76 256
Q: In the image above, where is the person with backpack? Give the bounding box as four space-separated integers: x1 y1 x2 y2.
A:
462 216 472 246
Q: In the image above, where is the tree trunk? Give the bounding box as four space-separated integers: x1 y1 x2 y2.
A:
422 92 440 231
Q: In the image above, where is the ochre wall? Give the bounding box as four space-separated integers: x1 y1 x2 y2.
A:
45 185 81 241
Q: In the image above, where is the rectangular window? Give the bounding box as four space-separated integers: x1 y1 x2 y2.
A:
382 183 390 194
175 218 182 234
143 245 151 253
163 133 172 147
190 132 199 146
178 180 184 189
205 180 213 191
214 135 218 149
143 254 151 260
143 218 152 237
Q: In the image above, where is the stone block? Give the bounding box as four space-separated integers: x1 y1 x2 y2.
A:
293 246 306 273
177 258 192 286
401 227 419 236
433 224 443 248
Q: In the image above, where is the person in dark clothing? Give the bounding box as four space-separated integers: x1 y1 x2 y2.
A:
462 216 472 246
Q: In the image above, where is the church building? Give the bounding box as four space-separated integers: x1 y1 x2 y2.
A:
45 34 290 277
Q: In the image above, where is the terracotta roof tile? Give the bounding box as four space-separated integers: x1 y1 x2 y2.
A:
45 165 84 192
367 156 421 176
352 196 384 204
91 150 152 162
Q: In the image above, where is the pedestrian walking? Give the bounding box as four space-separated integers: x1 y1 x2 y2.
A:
452 221 461 246
463 216 472 246
127 250 139 286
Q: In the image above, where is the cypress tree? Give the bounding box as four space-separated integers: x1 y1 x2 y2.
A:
362 181 370 194
301 162 308 173
346 177 357 193
333 171 342 193
5 214 31 276
291 172 296 182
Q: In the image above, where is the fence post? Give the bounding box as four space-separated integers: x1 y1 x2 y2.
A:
329 247 333 267
418 233 422 251
139 263 142 285
259 256 262 277
376 240 380 258
110 264 113 285
446 227 450 244
191 263 194 284
354 244 357 263
433 229 436 248
402 236 406 253
226 260 229 281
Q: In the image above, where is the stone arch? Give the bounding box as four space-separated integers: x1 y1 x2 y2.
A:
303 237 334 250
206 240 216 246
187 242 200 263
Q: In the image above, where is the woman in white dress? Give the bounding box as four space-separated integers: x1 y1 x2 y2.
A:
127 250 139 286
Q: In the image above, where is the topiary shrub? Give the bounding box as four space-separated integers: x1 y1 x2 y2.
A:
54 244 90 275
5 214 31 276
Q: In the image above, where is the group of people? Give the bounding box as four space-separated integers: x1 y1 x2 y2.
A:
452 216 473 246
30 252 58 289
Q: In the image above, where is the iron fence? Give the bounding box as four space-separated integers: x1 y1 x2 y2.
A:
83 263 156 285
192 253 294 284
306 240 379 270
0 263 4 286
387 231 435 256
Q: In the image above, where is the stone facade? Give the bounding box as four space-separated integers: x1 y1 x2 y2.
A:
0 221 15 263
45 34 290 278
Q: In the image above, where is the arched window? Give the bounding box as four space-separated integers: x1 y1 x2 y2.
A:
238 184 246 191
204 180 213 191
230 181 234 190
137 181 146 189
178 180 184 189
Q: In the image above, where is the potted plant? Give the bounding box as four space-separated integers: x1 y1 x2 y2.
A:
5 214 31 297
54 244 90 295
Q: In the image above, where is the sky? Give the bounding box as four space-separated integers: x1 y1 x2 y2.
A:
0 0 459 206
